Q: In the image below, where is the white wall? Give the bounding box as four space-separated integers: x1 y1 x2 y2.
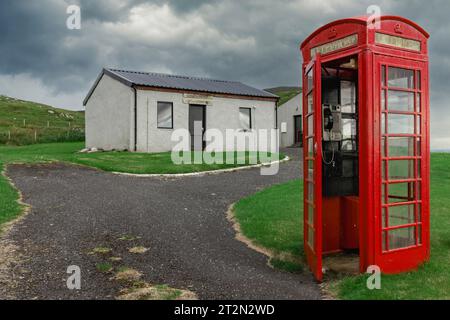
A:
136 90 277 152
85 74 134 151
277 93 303 148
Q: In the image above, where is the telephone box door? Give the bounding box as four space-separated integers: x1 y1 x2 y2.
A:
303 56 323 281
375 54 429 272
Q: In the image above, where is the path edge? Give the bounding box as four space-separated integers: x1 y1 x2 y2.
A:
112 156 291 178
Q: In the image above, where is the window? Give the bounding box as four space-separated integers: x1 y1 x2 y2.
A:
381 64 423 252
307 68 314 92
307 93 313 113
157 102 173 129
388 67 414 89
340 80 356 113
239 108 252 131
388 90 414 112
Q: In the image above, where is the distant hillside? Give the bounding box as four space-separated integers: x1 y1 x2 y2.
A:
0 95 85 145
265 87 302 106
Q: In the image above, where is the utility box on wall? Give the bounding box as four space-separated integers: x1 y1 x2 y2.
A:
300 15 430 281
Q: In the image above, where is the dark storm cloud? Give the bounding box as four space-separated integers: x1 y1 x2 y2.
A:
76 0 218 22
0 0 222 93
0 0 99 92
0 0 449 147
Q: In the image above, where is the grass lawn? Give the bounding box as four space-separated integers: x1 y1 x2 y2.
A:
0 141 284 227
0 169 22 227
234 180 304 272
233 153 450 299
0 142 284 174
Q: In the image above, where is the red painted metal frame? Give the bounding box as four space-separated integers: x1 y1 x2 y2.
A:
303 56 323 281
301 15 430 280
374 55 430 272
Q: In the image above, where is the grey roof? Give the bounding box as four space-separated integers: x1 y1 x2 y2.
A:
83 68 278 105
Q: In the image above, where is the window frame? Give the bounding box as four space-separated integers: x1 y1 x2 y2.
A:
157 101 174 129
380 64 423 253
239 107 252 131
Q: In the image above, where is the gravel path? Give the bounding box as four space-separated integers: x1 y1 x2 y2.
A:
1 148 322 300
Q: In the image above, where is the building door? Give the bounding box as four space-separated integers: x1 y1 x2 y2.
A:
189 105 206 151
375 55 429 272
294 115 302 145
303 55 323 281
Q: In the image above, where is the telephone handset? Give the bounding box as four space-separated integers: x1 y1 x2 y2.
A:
322 104 342 142
322 104 343 167
323 108 334 131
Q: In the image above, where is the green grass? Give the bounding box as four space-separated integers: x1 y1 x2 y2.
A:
0 142 283 174
0 142 284 228
153 285 183 300
234 179 304 273
70 150 283 174
0 169 22 227
96 263 113 273
235 179 303 256
270 258 303 273
0 95 84 145
234 153 450 299
265 87 301 107
276 89 301 107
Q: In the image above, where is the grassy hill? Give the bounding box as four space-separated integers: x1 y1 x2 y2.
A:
0 95 85 145
265 87 302 106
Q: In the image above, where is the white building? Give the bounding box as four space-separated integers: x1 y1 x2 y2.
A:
83 68 279 152
277 93 303 148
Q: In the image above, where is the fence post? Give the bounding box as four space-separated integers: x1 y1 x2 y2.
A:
8 130 11 140
47 121 50 128
23 119 26 127
34 130 37 142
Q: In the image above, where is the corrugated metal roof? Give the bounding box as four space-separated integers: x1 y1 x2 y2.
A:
108 68 278 98
83 68 278 106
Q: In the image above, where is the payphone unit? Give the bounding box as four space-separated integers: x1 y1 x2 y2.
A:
321 65 359 197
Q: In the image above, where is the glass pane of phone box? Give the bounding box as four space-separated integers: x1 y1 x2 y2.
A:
341 80 356 113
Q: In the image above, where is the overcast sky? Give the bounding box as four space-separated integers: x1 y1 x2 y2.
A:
0 0 449 149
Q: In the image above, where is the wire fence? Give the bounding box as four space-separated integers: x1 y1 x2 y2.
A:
0 121 85 145
6 118 82 128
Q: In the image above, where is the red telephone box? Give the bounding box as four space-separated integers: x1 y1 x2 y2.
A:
301 15 430 281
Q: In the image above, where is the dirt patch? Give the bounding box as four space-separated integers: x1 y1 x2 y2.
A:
117 283 197 300
128 246 149 254
113 268 143 282
0 239 23 299
112 267 197 300
323 253 360 275
89 247 112 255
319 281 340 300
109 257 122 262
118 235 141 241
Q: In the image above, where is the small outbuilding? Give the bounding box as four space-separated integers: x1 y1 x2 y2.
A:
83 68 279 152
277 93 303 148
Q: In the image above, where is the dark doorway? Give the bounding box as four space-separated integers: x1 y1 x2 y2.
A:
294 115 302 146
189 105 206 151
